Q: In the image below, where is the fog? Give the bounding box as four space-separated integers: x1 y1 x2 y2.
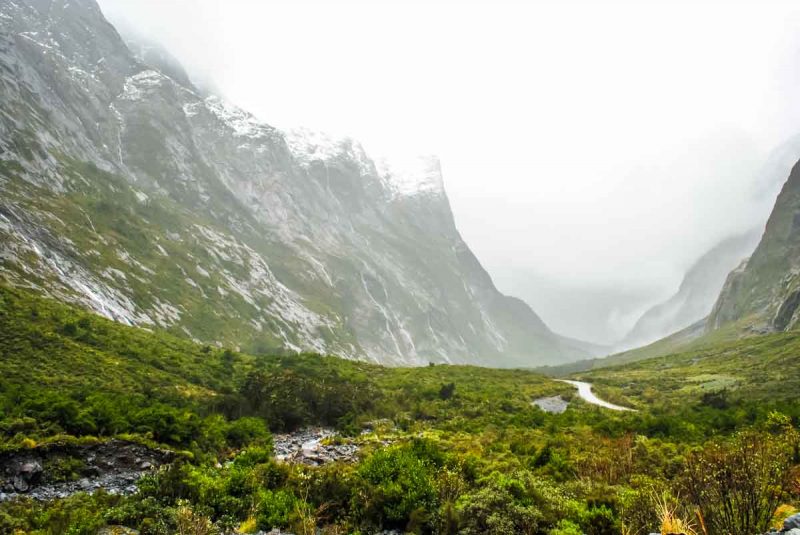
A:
98 0 800 345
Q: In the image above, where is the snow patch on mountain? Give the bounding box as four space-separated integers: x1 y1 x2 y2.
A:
285 127 444 197
121 70 165 101
284 127 374 175
376 155 445 197
203 96 276 139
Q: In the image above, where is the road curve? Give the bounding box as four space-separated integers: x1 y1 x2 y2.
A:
558 380 637 412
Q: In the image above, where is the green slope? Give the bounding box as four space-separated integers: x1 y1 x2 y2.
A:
0 282 569 451
573 328 800 410
0 283 798 535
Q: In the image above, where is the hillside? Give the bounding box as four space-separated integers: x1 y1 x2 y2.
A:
0 0 592 367
709 159 800 335
0 283 570 445
575 329 800 408
543 144 800 374
1 285 798 534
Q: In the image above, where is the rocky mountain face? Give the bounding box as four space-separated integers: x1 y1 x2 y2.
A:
620 230 760 350
709 159 800 333
0 0 592 366
622 133 800 348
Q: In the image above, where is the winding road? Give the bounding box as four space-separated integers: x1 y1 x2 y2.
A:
558 380 636 412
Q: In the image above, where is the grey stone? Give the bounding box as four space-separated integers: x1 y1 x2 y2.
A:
19 461 43 475
12 476 29 492
786 514 800 530
532 396 569 414
0 440 175 502
272 428 364 466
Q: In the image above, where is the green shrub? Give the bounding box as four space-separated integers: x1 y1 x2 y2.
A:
456 483 543 535
549 519 583 535
257 489 299 530
683 431 794 534
580 505 619 535
356 445 438 528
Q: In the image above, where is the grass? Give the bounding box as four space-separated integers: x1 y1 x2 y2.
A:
576 330 800 406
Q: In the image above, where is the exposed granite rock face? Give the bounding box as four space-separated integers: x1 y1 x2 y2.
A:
709 160 800 333
0 0 596 367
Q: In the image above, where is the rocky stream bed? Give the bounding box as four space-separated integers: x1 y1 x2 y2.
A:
272 427 359 466
0 439 176 502
0 429 360 503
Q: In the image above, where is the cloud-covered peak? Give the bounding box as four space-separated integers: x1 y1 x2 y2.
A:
375 155 445 198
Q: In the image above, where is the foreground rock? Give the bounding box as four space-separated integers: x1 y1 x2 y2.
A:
532 396 569 414
786 514 800 530
0 440 175 502
762 512 800 534
273 428 359 466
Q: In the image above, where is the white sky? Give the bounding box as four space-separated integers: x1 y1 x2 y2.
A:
98 0 800 344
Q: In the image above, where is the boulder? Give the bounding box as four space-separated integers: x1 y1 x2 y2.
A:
12 460 42 492
786 514 800 530
20 461 43 476
12 476 30 493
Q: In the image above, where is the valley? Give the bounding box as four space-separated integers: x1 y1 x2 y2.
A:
0 0 799 534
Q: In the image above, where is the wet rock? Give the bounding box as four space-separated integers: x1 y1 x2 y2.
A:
10 460 43 491
0 439 175 502
12 476 30 492
272 428 360 466
20 461 43 476
787 514 800 530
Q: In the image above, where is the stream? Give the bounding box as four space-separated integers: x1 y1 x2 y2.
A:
558 380 636 411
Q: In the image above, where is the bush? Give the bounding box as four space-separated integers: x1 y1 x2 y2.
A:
356 445 438 528
439 383 456 400
257 489 299 530
683 431 794 534
580 506 618 535
226 417 271 448
456 483 543 534
549 520 583 535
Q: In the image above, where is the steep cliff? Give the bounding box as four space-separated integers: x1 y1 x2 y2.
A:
0 0 591 366
709 160 800 333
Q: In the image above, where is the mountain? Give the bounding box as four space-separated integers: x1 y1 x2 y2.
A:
0 0 592 367
619 230 760 350
709 158 800 333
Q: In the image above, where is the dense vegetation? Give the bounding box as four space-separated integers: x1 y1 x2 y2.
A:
0 284 798 534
